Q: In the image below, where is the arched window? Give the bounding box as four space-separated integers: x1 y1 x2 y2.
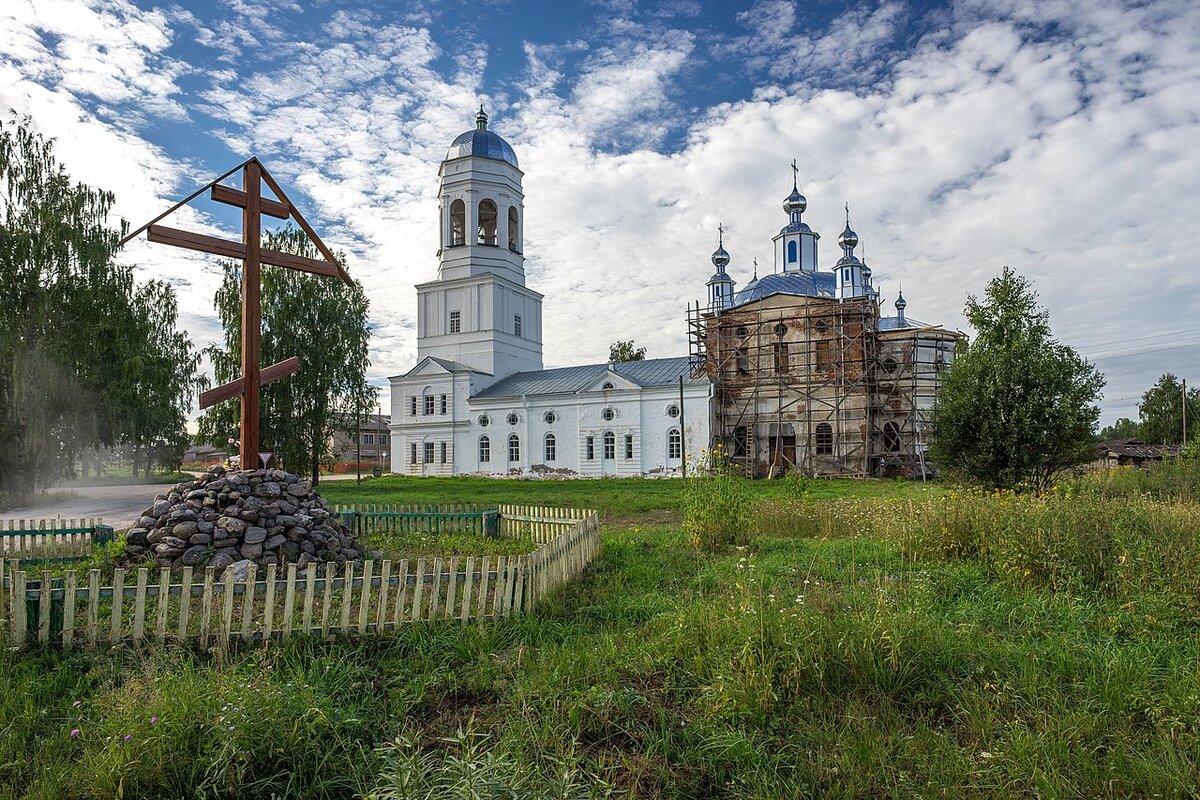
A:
479 435 490 463
667 428 682 460
815 423 833 455
508 206 520 252
544 433 556 462
883 422 902 452
449 199 465 246
422 387 435 415
787 240 797 263
478 199 498 245
508 433 520 462
602 382 614 390
603 431 615 459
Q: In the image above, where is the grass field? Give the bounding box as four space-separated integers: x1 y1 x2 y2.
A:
3 466 1200 798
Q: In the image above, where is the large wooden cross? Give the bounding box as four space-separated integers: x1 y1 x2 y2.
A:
121 158 352 466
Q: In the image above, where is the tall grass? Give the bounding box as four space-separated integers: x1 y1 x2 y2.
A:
682 448 753 552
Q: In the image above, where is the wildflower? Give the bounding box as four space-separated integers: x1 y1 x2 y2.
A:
123 735 132 742
70 729 80 737
72 700 81 708
150 716 159 725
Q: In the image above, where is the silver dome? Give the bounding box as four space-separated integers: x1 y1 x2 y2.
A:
838 224 858 250
445 107 519 168
895 290 907 310
711 244 730 269
783 186 807 214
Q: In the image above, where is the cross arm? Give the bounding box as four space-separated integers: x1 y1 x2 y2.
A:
198 356 301 409
146 225 340 278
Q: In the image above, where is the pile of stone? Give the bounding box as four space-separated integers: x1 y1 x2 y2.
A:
124 467 362 572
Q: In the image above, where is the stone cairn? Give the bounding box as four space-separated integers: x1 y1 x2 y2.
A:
124 467 362 572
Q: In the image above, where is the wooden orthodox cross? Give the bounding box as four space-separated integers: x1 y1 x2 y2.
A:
121 158 352 466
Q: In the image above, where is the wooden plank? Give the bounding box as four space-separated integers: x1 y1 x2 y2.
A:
12 569 26 646
477 556 491 622
62 570 77 650
148 224 245 260
445 558 459 623
155 567 170 645
87 569 100 646
263 563 278 640
393 559 409 626
210 183 291 219
513 555 526 615
220 569 235 649
376 560 391 632
320 563 333 637
132 568 149 642
241 564 258 641
38 570 51 645
283 564 297 637
411 558 426 624
302 564 316 634
339 562 354 632
111 568 126 643
199 566 215 646
461 557 475 622
356 560 372 634
428 558 444 621
491 557 507 620
178 567 193 641
199 356 301 409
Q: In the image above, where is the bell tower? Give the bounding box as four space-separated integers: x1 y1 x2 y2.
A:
772 160 820 273
415 107 544 383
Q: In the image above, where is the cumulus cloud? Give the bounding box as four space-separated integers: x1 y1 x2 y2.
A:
2 0 1197 427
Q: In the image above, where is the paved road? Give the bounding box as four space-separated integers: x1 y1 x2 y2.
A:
1 483 167 529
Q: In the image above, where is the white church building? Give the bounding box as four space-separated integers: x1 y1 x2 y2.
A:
388 109 711 476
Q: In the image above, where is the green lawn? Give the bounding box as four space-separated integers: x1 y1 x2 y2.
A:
4 470 1199 798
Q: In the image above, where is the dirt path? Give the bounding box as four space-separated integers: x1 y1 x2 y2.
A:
0 483 166 529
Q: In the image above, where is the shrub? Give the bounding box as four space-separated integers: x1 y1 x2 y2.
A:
682 447 754 552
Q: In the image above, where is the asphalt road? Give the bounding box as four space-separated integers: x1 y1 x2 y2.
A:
0 483 167 529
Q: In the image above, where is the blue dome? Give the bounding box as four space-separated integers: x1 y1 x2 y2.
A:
446 108 519 167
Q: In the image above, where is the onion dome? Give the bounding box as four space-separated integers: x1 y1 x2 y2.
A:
895 289 907 313
783 185 807 214
838 223 859 251
711 242 730 269
446 105 519 167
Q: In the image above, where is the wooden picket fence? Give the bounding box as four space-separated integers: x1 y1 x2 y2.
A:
335 503 500 537
1 518 113 562
0 506 599 650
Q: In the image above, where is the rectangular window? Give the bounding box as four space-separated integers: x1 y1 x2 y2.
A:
514 314 522 337
774 342 789 374
586 436 594 460
625 435 634 460
381 433 389 444
440 442 447 463
409 397 417 416
603 435 615 460
815 340 833 370
362 433 374 445
424 442 435 463
423 394 435 415
410 443 417 464
544 435 556 462
449 310 461 333
440 394 448 414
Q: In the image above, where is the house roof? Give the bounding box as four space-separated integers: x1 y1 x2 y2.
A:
471 356 706 399
1096 439 1182 459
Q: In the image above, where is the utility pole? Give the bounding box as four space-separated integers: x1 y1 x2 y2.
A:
356 407 362 484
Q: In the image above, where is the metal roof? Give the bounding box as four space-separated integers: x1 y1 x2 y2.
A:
446 129 519 168
878 315 930 331
472 356 705 399
728 271 836 309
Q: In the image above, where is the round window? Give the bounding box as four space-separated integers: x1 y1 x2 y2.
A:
815 320 828 334
667 404 680 418
507 412 519 425
478 414 490 427
602 407 615 421
544 410 557 424
774 322 787 337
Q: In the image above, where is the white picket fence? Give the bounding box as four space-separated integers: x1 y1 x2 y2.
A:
0 506 600 650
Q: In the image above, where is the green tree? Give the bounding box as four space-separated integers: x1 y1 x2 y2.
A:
1136 373 1199 445
1098 417 1140 441
0 114 200 501
929 267 1105 490
608 340 646 362
197 225 374 483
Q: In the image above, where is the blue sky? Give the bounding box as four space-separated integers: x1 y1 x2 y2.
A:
3 0 1199 426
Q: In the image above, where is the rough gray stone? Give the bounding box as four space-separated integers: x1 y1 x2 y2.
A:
188 532 212 545
217 516 246 534
243 526 267 544
196 519 214 534
227 559 254 583
240 542 263 560
172 521 199 538
212 550 237 569
163 536 187 549
181 545 209 566
263 533 286 550
255 481 282 499
126 527 149 545
286 480 311 497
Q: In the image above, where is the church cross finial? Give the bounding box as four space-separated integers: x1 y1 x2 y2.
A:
791 159 799 187
753 256 758 278
718 221 724 245
845 201 850 225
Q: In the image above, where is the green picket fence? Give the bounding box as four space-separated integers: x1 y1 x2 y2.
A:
1 519 115 564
